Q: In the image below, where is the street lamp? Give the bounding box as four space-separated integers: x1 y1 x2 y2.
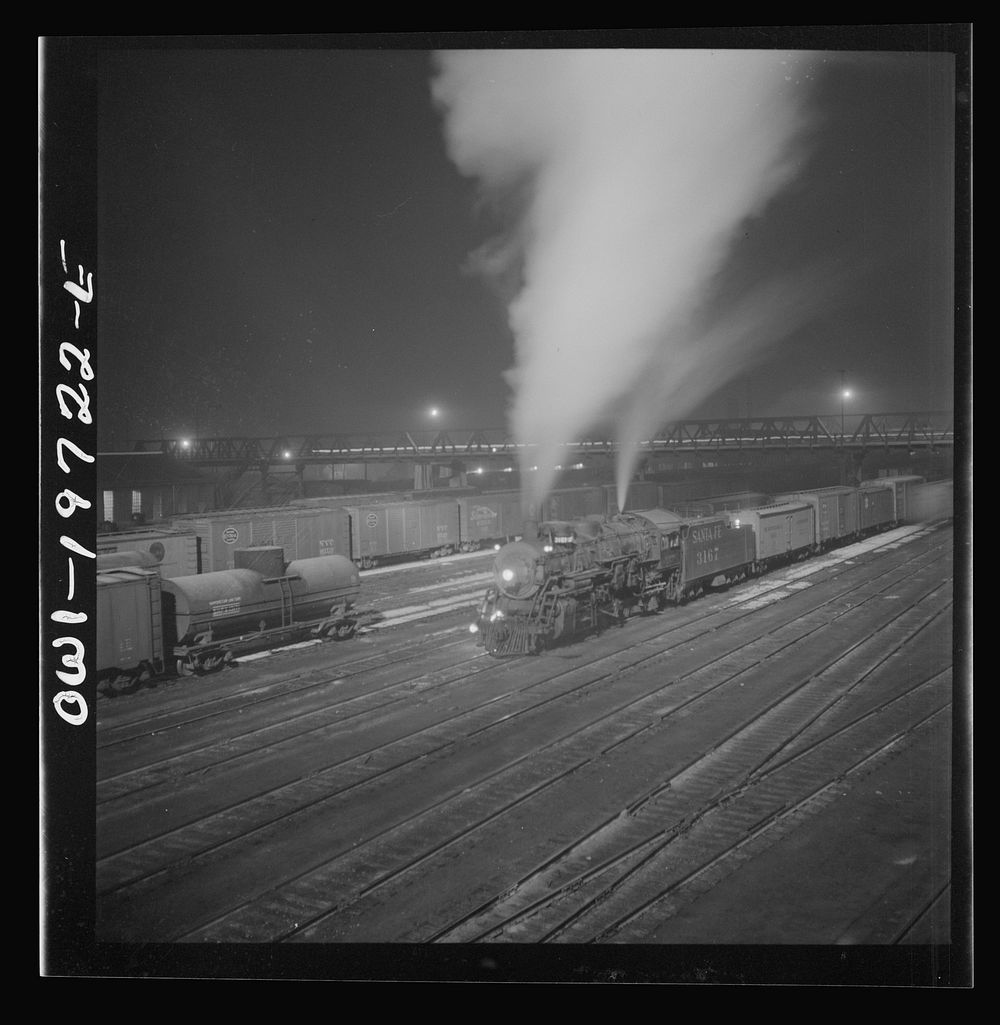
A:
839 370 851 441
840 389 852 440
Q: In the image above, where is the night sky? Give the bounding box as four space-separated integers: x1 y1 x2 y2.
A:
91 34 965 452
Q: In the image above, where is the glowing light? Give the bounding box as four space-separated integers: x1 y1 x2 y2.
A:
543 544 553 553
494 544 502 551
429 407 440 418
501 568 515 582
282 450 292 459
180 439 191 449
842 389 852 400
469 623 479 634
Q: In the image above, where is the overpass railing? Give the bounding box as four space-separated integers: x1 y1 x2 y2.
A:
134 412 954 465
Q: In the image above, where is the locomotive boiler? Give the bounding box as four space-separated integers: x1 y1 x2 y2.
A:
472 509 755 656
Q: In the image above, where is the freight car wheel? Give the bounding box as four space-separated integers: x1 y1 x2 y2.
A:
333 622 356 641
176 658 197 677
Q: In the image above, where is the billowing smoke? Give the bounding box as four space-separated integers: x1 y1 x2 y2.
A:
432 50 820 511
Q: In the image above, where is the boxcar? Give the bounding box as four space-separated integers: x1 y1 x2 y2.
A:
858 486 896 533
735 501 815 563
544 486 606 522
860 476 926 524
96 567 165 682
908 480 954 523
676 491 772 518
458 492 525 549
346 498 460 566
777 487 859 548
96 527 202 579
172 506 351 572
603 481 661 517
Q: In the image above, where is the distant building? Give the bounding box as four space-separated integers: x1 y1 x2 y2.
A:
97 452 217 530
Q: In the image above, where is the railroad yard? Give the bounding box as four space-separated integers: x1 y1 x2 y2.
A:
91 516 962 981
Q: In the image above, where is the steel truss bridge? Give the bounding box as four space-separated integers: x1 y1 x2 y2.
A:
134 412 954 468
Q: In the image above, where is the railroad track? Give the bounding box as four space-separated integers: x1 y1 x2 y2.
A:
429 669 951 943
95 523 953 942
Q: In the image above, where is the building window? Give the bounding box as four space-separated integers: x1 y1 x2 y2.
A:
132 490 142 514
103 491 114 523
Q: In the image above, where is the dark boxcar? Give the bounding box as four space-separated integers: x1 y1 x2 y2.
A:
96 567 164 678
680 516 756 588
96 550 160 572
602 481 661 517
735 501 815 562
860 475 926 523
777 487 859 547
677 491 772 518
656 478 747 511
909 480 954 523
346 498 460 564
544 487 605 522
97 527 201 579
172 506 352 572
858 486 896 533
292 491 414 509
458 492 525 548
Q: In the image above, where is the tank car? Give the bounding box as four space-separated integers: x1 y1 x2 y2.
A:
472 508 755 656
97 549 366 687
162 552 362 674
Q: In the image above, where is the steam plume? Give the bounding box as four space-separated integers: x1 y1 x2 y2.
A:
432 50 819 510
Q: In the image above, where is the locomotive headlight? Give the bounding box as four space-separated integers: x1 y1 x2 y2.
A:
493 540 544 599
494 544 501 551
469 623 479 634
734 518 741 528
543 544 553 553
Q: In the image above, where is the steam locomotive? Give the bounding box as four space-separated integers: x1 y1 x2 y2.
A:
471 480 929 656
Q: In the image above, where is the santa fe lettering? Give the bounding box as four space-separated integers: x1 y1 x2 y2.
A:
50 240 96 727
689 523 722 544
